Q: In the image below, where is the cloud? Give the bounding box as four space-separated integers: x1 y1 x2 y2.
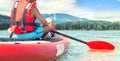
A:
88 11 120 21
36 0 120 21
0 0 13 15
37 0 76 13
0 0 120 21
36 0 94 19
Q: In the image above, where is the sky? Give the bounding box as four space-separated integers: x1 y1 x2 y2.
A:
0 0 120 21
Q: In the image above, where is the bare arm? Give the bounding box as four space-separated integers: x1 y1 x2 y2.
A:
33 7 48 27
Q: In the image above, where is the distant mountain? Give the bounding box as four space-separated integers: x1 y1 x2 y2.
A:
0 15 10 30
0 13 88 24
0 15 9 21
36 13 88 24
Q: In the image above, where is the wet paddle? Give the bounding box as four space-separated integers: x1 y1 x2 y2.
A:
51 30 115 50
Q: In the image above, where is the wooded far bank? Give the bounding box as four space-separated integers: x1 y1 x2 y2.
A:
0 20 120 30
55 21 120 30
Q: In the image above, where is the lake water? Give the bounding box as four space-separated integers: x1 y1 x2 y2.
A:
0 30 120 61
59 30 120 61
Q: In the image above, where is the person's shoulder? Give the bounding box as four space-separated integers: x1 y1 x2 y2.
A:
33 6 39 13
32 5 36 11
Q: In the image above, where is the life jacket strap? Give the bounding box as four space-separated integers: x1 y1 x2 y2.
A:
10 21 36 26
21 2 33 33
12 1 19 22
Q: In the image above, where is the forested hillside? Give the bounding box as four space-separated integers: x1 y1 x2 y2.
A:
0 15 9 30
55 21 120 30
1 14 120 30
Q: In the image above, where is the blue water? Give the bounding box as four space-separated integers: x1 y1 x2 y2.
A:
0 30 120 61
60 30 120 61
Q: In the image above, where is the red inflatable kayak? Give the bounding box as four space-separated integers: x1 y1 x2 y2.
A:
0 35 69 61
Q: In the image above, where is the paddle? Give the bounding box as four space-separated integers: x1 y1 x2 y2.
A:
51 30 115 50
9 32 14 38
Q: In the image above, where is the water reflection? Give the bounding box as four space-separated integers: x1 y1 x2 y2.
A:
85 49 118 61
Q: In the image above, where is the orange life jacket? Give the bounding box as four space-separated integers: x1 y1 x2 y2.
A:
10 0 36 34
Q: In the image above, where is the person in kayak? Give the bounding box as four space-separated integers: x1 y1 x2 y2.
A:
8 0 51 39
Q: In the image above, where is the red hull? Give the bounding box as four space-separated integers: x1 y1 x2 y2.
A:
0 35 69 61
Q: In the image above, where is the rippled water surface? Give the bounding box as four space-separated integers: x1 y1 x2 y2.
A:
0 30 120 61
60 30 120 61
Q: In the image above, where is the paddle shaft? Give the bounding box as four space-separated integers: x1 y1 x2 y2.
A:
9 32 14 38
51 30 87 44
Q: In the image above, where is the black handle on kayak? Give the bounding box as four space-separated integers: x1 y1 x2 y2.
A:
51 30 87 44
